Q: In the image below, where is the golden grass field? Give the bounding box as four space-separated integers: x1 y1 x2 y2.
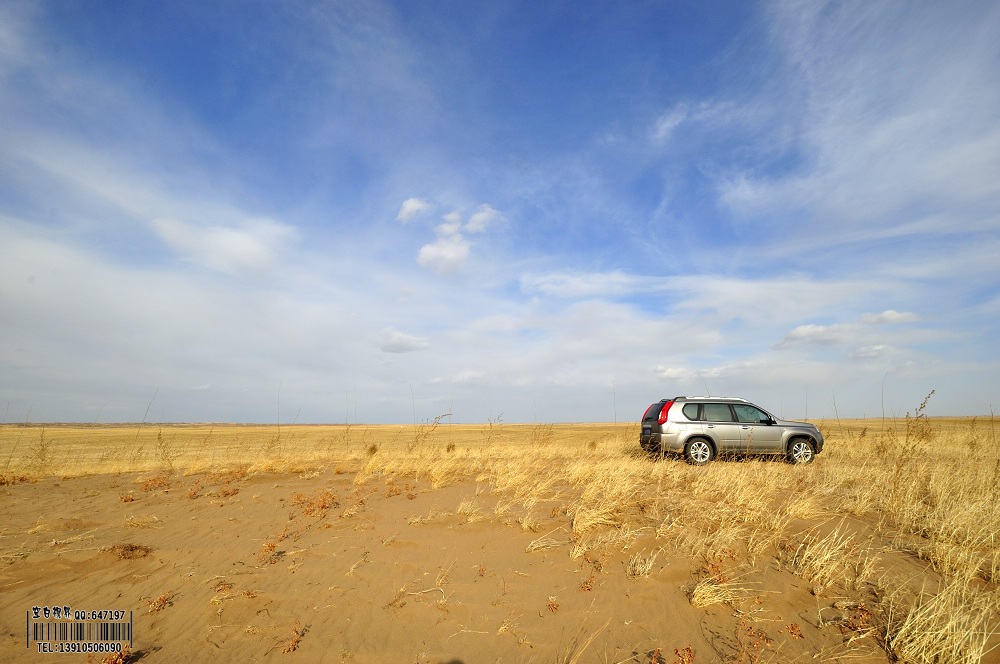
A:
1 412 998 663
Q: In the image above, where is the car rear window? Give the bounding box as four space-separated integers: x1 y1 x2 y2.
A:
642 403 662 421
681 403 701 420
702 403 735 422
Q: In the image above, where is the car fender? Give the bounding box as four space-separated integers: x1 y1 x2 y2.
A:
679 429 718 455
782 432 816 452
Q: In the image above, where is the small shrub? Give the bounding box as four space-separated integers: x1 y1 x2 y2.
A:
140 473 171 492
108 543 151 560
146 590 173 613
281 620 303 653
258 542 277 565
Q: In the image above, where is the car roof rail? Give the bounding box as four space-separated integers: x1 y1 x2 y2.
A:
682 396 750 402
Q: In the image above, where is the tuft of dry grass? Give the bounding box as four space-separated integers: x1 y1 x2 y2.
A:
786 524 857 593
124 514 161 529
625 547 662 579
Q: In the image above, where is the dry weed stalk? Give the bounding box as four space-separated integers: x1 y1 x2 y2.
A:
526 528 564 553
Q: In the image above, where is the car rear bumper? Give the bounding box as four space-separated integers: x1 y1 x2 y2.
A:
639 431 682 453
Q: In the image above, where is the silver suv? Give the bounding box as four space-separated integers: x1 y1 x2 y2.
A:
639 396 823 465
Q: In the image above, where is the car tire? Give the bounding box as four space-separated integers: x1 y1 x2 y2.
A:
787 439 815 464
684 439 714 466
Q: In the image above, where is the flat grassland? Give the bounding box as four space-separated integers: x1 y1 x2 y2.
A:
1 415 998 663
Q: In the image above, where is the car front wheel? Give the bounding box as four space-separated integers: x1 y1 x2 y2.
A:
684 439 715 466
787 439 815 464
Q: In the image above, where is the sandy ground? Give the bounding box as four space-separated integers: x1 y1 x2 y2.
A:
0 465 994 664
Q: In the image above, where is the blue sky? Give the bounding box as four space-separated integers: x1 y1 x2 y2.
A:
1 1 998 424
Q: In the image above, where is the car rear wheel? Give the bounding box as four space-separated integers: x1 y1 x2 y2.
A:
787 439 815 464
684 439 714 466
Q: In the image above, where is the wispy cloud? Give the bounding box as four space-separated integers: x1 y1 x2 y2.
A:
521 271 663 298
774 310 924 350
716 0 1000 244
151 217 297 274
861 310 921 325
651 103 688 144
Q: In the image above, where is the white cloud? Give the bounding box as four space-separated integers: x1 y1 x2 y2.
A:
861 310 921 324
465 204 503 233
396 198 430 222
436 209 463 236
774 323 848 349
412 203 502 273
377 327 429 353
151 217 297 274
417 235 471 273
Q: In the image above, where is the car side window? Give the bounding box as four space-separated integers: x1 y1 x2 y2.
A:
733 405 768 424
681 403 701 420
703 403 734 422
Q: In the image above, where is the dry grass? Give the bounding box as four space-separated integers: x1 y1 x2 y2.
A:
107 542 152 560
3 411 999 662
884 579 998 664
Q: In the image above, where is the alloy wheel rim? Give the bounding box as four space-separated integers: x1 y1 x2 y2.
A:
692 442 710 462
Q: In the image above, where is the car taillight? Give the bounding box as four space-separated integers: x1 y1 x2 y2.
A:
658 400 674 425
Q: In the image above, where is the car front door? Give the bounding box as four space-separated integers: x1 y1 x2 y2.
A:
732 404 782 453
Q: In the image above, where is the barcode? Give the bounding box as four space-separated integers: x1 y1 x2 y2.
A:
30 621 131 643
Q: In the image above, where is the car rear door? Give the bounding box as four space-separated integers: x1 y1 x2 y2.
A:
701 402 741 452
